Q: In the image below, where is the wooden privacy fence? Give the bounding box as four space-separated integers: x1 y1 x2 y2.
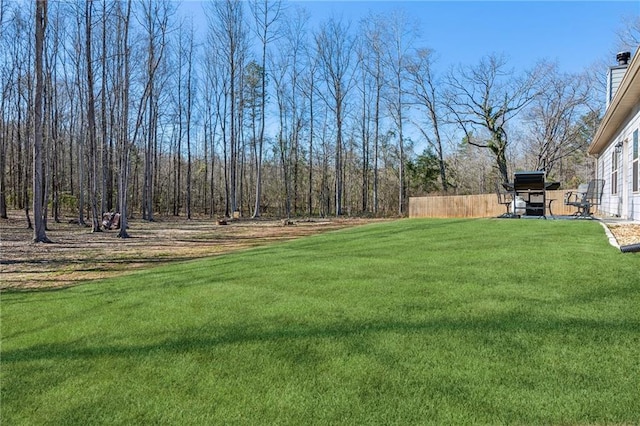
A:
409 190 580 218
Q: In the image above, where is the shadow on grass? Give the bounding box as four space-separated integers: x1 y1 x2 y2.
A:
3 313 638 364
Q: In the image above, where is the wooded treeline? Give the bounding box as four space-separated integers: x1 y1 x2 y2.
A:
1 0 610 237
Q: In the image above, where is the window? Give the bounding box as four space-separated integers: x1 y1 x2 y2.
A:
612 147 619 195
633 130 639 192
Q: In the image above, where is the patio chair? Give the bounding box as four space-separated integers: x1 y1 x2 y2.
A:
564 183 588 207
564 179 605 217
495 183 515 217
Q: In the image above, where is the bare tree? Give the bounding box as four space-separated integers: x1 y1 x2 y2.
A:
301 41 319 217
447 54 542 184
315 17 354 216
284 7 308 216
355 36 372 213
616 16 640 52
100 0 114 214
406 48 449 192
243 60 264 211
382 10 418 215
6 4 36 227
44 3 62 223
172 29 184 217
448 141 495 194
33 0 50 242
184 21 195 220
360 13 386 214
524 64 591 177
0 0 9 219
85 0 102 232
201 29 226 217
139 0 173 221
203 12 231 216
249 0 282 218
116 0 132 238
270 44 293 217
69 4 88 227
208 0 247 216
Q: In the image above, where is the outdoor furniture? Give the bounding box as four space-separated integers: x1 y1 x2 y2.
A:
564 183 588 210
544 181 560 216
495 183 515 217
564 179 605 217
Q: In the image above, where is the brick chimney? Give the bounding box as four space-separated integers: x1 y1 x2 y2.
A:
607 51 631 109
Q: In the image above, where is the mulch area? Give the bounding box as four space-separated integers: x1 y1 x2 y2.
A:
607 224 640 247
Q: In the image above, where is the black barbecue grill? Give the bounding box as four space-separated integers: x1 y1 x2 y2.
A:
513 171 546 217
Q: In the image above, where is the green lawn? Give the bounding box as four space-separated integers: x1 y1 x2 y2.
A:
2 219 639 425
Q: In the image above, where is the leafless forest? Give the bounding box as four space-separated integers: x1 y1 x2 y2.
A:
1 0 630 241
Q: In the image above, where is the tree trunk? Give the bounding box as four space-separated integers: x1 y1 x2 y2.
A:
101 0 111 214
32 0 50 242
85 0 102 232
117 0 132 239
0 74 8 219
335 89 343 216
186 26 193 220
307 74 314 217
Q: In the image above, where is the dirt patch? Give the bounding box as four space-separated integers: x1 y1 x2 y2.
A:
1 211 382 291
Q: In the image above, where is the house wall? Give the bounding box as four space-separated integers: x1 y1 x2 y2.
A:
597 103 640 220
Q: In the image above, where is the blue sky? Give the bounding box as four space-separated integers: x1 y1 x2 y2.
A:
295 0 639 73
183 0 639 73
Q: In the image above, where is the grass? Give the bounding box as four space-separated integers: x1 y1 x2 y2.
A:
2 218 639 425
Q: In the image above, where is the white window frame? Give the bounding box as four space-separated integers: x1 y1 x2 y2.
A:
612 147 619 195
633 129 639 193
